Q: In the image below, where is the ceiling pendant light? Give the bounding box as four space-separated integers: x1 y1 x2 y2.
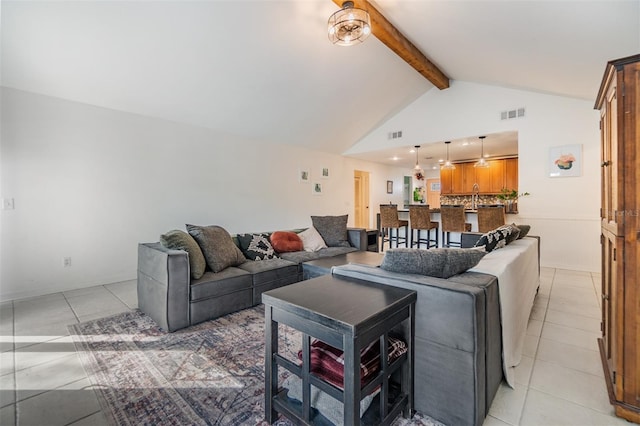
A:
413 145 425 180
328 1 371 46
474 136 490 168
442 141 456 170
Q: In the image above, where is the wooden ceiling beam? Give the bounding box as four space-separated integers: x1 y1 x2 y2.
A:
331 0 450 89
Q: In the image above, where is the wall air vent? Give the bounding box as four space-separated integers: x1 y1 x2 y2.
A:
388 130 403 140
500 107 526 120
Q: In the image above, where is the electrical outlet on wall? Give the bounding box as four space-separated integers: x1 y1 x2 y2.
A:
63 257 72 267
1 198 15 210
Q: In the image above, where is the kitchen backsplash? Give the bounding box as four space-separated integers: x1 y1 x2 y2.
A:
440 195 505 210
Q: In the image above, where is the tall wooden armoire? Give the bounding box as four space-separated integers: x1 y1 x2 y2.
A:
595 54 640 423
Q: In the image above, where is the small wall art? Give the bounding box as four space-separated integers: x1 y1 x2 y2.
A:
299 169 310 183
549 144 582 178
321 167 330 179
312 182 323 195
387 180 393 194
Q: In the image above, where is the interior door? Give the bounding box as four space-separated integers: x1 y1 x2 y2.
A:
354 170 370 228
425 178 441 208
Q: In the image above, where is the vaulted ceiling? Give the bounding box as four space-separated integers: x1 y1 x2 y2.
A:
2 1 638 159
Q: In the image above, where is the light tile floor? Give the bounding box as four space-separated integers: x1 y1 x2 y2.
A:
0 268 631 425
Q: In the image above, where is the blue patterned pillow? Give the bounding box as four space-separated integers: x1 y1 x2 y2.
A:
237 233 278 261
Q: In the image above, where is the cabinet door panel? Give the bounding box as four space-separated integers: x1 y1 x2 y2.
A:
440 168 452 194
451 166 465 194
489 160 506 193
505 158 518 190
463 163 477 193
475 165 491 193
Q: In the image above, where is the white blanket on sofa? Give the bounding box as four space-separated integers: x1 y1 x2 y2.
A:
469 237 540 387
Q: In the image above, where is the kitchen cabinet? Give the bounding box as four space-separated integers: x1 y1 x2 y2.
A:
489 160 506 193
595 54 640 423
440 158 518 195
462 163 477 193
440 167 452 194
505 158 518 190
450 165 465 194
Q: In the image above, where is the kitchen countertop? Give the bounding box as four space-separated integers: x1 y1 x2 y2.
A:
399 206 518 214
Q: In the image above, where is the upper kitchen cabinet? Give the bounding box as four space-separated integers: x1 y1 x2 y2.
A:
440 158 517 195
505 158 519 190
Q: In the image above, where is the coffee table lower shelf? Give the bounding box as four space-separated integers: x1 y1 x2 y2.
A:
272 386 409 426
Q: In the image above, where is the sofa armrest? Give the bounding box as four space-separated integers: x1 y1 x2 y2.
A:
461 232 483 248
137 242 190 332
347 227 367 251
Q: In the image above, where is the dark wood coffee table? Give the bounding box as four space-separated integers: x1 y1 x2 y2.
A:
302 251 384 280
263 274 416 425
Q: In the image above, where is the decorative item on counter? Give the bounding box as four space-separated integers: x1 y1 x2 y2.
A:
496 188 530 213
413 145 425 180
413 187 425 203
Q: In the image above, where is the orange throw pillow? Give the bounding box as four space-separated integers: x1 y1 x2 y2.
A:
270 231 304 253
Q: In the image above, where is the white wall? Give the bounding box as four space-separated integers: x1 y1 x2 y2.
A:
0 88 406 300
348 81 602 272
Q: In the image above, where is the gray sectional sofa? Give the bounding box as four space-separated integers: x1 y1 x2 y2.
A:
331 234 540 426
137 227 367 332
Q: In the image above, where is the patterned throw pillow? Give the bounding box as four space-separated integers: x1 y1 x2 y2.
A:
474 224 521 252
270 231 304 253
186 225 246 273
298 227 328 252
236 233 278 261
311 215 350 247
380 248 487 279
159 230 207 280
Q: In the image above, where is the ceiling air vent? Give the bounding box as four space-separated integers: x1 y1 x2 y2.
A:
500 107 525 120
388 130 403 140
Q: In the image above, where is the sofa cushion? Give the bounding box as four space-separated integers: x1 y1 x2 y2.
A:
236 233 278 260
186 224 247 273
474 224 520 252
298 226 327 252
514 224 531 239
380 248 487 279
237 258 298 285
311 215 350 247
270 231 304 253
279 246 357 264
189 267 252 301
159 230 207 280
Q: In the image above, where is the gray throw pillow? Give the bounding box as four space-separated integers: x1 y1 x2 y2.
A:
380 248 487 279
515 224 531 239
186 225 246 273
311 215 350 247
160 230 207 280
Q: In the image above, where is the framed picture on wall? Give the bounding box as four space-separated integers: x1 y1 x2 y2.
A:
387 180 393 194
299 169 310 183
549 144 582 177
312 182 323 195
321 167 330 179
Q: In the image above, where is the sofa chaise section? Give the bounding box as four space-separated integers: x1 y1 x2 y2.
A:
331 264 502 426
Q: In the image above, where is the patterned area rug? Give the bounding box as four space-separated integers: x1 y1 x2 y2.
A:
69 306 443 426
